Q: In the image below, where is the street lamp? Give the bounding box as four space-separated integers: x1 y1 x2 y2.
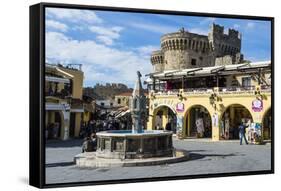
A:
177 89 186 101
150 91 156 100
209 92 222 111
254 86 267 100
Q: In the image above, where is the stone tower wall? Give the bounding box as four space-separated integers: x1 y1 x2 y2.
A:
160 32 213 70
151 50 164 72
208 23 241 58
150 24 243 72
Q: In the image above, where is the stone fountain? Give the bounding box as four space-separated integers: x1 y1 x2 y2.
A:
74 72 188 167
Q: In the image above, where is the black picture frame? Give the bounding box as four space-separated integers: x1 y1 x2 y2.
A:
30 2 274 189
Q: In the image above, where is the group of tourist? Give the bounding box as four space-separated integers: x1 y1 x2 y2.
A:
46 123 60 139
155 122 173 131
79 119 130 138
81 132 97 152
80 118 131 152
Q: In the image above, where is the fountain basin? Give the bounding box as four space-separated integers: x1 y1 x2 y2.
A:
74 149 189 168
95 130 174 159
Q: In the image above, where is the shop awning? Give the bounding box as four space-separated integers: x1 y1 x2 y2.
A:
146 61 271 81
46 76 70 84
45 103 70 111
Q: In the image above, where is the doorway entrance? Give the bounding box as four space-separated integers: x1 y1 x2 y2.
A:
154 106 177 133
220 104 253 140
185 105 212 138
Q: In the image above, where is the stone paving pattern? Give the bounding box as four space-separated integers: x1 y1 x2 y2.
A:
45 139 271 184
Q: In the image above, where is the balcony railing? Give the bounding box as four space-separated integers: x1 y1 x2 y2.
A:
45 89 71 99
218 86 255 95
153 89 178 96
261 85 271 92
184 88 213 94
152 85 271 96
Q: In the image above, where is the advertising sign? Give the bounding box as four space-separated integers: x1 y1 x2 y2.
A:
176 116 183 139
252 99 263 112
176 102 184 112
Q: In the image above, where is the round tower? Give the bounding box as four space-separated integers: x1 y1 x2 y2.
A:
160 28 213 70
151 50 164 72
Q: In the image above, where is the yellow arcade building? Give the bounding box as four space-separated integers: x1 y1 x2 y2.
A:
145 24 272 141
45 63 85 140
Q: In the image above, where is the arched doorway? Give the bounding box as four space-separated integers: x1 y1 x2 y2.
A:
153 106 177 133
220 104 253 140
185 105 212 138
46 111 63 139
262 107 272 140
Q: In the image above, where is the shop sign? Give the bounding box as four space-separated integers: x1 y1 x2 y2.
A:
176 102 184 112
176 116 183 139
212 113 219 127
252 99 263 112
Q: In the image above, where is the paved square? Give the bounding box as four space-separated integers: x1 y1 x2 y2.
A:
46 139 271 184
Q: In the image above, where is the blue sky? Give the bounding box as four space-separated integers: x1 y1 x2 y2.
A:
45 8 271 88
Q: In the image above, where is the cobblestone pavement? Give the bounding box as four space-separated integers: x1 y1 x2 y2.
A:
45 138 271 184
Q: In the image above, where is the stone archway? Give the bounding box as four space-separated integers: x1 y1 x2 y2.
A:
46 111 64 139
262 107 272 140
153 105 177 132
184 105 212 138
220 104 253 140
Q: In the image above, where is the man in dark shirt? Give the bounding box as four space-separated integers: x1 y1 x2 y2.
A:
165 122 172 131
238 122 248 145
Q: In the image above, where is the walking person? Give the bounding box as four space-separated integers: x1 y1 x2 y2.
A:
165 121 171 131
239 122 248 145
82 137 91 153
90 132 97 151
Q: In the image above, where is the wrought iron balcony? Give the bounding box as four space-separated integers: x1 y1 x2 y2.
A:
45 89 72 99
151 85 271 97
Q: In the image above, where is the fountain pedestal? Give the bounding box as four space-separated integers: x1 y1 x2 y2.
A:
95 130 173 159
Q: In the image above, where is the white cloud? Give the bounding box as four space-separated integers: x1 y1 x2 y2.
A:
89 26 123 45
96 36 114 46
189 28 208 35
46 32 152 86
136 45 159 57
200 17 216 25
72 26 84 31
129 22 178 34
89 26 122 38
246 22 255 29
233 24 240 29
46 20 68 32
46 8 103 24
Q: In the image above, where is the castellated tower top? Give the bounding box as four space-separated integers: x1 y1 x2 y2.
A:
228 28 240 39
208 23 242 58
151 50 164 72
209 23 241 39
150 23 244 72
210 23 224 35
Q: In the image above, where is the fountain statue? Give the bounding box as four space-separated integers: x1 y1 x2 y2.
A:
74 72 189 167
131 71 146 133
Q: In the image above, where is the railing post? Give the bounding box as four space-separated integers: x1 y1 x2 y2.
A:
152 77 156 91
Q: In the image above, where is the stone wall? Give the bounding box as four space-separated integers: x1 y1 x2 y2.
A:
215 55 233 66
